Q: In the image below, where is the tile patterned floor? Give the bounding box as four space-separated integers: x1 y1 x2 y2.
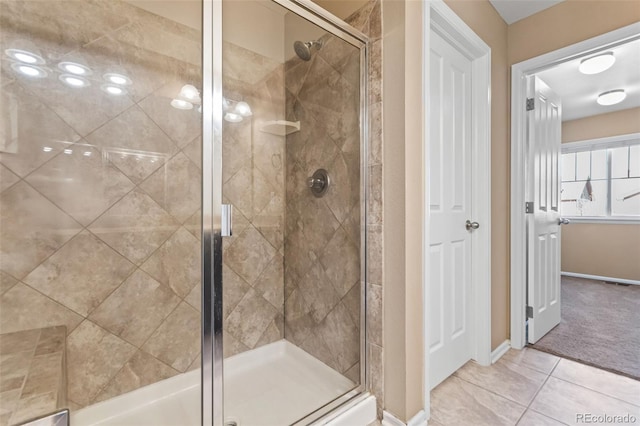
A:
429 348 640 426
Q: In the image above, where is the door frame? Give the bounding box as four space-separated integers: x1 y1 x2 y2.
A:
509 22 640 350
423 0 492 416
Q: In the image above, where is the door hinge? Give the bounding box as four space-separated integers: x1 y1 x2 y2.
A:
526 306 534 319
526 98 535 111
525 201 534 213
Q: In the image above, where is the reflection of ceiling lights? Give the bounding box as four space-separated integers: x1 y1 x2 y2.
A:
597 89 626 106
579 52 615 75
11 62 47 78
180 84 200 101
59 74 90 88
171 99 193 110
101 84 126 96
223 98 252 122
43 146 53 152
63 149 73 155
5 48 45 65
59 61 92 76
224 112 242 123
104 73 132 86
235 101 252 117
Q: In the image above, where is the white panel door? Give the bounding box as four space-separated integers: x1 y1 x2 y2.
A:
527 76 562 344
428 29 474 390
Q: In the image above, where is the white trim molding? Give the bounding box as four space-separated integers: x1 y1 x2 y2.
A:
382 410 428 426
562 272 640 286
491 340 511 364
424 0 492 420
510 22 640 350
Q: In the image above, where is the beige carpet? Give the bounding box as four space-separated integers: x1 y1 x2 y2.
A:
530 275 640 380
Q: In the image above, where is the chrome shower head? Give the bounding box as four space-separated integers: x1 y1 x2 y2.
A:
293 40 322 61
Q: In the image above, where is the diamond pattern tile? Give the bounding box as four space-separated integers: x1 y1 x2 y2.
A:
24 231 135 317
140 227 200 298
85 105 177 184
140 152 201 223
89 270 180 346
0 182 81 279
26 146 134 226
0 83 81 178
88 189 179 265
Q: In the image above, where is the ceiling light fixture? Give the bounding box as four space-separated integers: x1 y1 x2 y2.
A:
579 52 615 75
58 61 92 76
171 99 193 110
104 73 132 86
59 74 90 88
597 89 626 106
5 48 45 65
11 63 47 78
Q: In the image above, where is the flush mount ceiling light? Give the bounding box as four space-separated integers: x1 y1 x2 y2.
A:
5 48 45 65
171 98 193 110
104 73 132 86
11 62 47 78
597 89 626 106
101 84 127 96
579 52 615 75
58 61 92 76
59 74 90 88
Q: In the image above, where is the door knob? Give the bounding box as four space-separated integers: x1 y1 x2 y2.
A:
558 218 570 225
465 220 480 231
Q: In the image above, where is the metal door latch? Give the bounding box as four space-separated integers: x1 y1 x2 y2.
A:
465 220 480 231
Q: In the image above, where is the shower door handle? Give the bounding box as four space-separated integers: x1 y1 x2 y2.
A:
221 204 233 237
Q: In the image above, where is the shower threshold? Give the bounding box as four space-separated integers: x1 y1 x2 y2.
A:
71 340 355 426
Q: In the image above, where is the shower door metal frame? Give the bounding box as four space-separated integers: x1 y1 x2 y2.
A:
202 0 370 424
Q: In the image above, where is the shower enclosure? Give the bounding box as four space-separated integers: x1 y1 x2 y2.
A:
0 0 368 424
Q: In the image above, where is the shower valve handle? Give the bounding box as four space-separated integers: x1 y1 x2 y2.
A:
307 177 324 189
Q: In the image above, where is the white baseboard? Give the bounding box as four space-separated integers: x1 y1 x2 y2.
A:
561 272 640 286
382 410 427 426
491 339 511 364
382 411 404 426
408 410 428 426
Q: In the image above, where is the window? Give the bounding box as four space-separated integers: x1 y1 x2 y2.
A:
561 134 640 221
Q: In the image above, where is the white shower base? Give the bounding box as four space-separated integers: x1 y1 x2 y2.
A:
72 340 373 426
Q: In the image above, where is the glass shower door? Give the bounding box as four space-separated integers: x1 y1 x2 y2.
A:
214 0 367 424
0 1 203 424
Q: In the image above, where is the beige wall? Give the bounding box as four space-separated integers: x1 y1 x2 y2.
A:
560 108 640 281
562 224 640 281
507 0 640 65
563 107 640 142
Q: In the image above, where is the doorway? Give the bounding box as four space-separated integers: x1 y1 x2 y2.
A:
510 22 640 378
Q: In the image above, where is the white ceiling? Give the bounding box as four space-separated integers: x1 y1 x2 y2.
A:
489 0 564 24
536 38 640 122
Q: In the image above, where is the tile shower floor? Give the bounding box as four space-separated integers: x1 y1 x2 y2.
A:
429 348 640 426
71 340 354 426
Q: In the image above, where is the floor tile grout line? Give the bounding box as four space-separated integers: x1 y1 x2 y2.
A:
450 373 528 412
549 374 640 408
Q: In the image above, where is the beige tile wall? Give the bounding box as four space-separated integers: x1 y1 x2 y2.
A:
283 31 362 379
221 41 286 357
0 0 202 408
343 0 385 417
